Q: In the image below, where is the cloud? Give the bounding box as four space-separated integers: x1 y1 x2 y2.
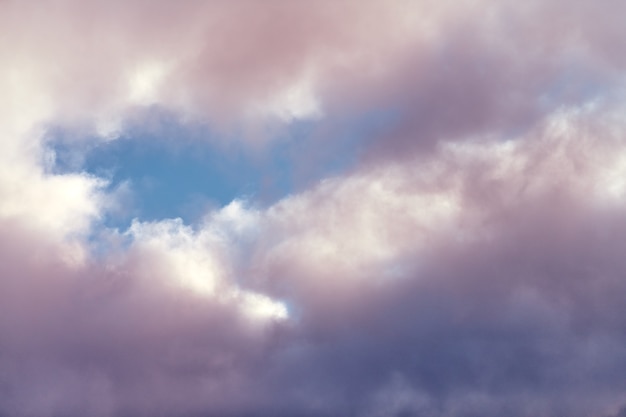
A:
240 102 626 416
2 101 626 416
0 0 428 137
1 1 626 416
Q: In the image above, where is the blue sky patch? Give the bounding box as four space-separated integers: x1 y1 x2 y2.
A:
46 108 397 229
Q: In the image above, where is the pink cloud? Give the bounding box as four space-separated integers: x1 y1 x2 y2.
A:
1 1 626 416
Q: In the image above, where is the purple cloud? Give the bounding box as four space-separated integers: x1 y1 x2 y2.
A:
1 1 626 416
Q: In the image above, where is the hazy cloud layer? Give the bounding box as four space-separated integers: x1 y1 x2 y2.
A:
1 1 626 416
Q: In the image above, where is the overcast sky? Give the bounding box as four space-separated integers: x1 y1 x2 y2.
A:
2 1 626 416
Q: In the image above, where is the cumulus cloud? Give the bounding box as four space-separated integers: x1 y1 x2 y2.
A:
1 1 626 416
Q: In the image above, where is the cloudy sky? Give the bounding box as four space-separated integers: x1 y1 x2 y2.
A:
2 1 626 416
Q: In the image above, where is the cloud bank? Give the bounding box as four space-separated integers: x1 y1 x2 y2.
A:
1 1 626 416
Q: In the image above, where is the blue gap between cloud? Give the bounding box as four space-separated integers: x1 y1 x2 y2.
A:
46 107 398 231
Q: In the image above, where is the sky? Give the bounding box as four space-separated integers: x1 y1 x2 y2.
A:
1 1 626 416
